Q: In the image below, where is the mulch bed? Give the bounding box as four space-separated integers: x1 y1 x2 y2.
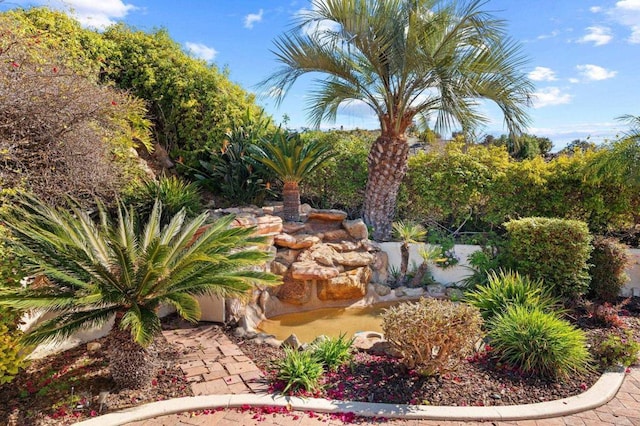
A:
1 297 638 425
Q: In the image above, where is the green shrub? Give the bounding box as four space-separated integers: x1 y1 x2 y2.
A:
460 248 502 289
594 330 640 368
589 236 629 302
275 348 324 394
489 305 591 379
504 217 592 299
464 270 559 321
126 175 202 224
311 334 354 371
381 298 483 376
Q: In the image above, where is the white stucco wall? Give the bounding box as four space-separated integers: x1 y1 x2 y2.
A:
622 249 640 297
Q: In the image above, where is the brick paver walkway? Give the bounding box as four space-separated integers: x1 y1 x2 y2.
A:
128 324 640 426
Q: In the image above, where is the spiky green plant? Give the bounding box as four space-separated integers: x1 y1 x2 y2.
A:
464 270 559 321
275 347 324 394
392 221 427 285
311 334 354 371
409 244 445 288
251 130 334 221
0 194 280 389
489 305 591 379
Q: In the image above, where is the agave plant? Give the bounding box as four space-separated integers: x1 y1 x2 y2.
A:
392 221 427 285
251 130 334 221
0 194 280 389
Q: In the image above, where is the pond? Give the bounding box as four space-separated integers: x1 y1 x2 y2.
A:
256 302 399 343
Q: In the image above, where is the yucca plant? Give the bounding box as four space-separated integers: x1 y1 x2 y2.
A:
275 347 324 394
489 305 591 379
0 194 280 389
464 270 559 321
409 244 445 288
392 221 427 285
250 130 334 221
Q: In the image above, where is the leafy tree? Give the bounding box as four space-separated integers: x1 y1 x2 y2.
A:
0 195 279 389
560 139 597 155
263 0 532 240
251 131 335 221
489 133 553 160
101 24 264 163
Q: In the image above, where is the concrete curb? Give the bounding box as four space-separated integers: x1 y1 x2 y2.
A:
76 367 627 426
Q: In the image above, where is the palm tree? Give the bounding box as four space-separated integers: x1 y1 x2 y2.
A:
251 130 334 222
392 220 426 285
263 0 532 240
0 195 280 389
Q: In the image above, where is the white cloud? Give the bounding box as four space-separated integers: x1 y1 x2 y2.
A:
244 9 264 29
590 6 603 13
528 67 558 81
531 87 572 108
629 25 640 42
616 0 640 11
578 26 613 45
537 30 560 40
297 2 340 38
15 0 136 29
185 42 218 61
576 64 617 80
569 77 580 84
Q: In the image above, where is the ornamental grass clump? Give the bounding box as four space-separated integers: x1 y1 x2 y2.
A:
489 305 591 379
464 270 559 321
275 347 324 394
311 334 354 371
381 298 483 376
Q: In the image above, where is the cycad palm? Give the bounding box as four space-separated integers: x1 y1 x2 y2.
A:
0 195 279 389
251 131 334 221
263 0 532 239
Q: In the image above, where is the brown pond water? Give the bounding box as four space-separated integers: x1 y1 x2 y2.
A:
257 303 398 343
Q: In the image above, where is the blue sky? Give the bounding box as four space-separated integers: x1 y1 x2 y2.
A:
4 0 640 149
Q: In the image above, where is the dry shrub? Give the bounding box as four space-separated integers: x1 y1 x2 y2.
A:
381 298 483 376
0 15 150 206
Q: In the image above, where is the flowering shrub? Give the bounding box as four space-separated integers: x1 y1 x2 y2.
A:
381 298 483 376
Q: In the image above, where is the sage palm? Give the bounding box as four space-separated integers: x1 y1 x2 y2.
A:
251 131 334 221
0 195 279 388
263 0 532 239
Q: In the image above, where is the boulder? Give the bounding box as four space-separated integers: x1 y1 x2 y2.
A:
395 286 426 298
307 209 348 221
87 342 101 352
274 233 320 249
281 334 303 350
307 244 343 266
370 251 389 284
446 287 464 300
327 241 362 252
337 251 375 267
342 219 368 240
270 260 289 275
275 249 300 265
275 276 313 305
256 215 283 235
232 214 258 228
290 261 340 280
426 284 446 295
317 267 371 301
352 331 384 351
322 229 351 242
373 283 392 296
283 222 306 234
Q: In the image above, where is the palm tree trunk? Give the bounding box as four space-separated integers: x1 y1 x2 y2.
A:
410 262 429 288
107 315 157 389
364 135 410 241
283 181 300 222
399 242 409 285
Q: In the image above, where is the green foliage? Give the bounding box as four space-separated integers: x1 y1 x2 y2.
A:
194 110 274 206
381 298 483 376
460 248 502 289
489 306 591 379
465 270 559 321
589 236 629 302
0 226 29 384
504 217 592 299
126 175 203 225
101 24 264 162
392 221 427 243
275 347 324 394
594 330 640 368
301 130 372 216
0 194 280 349
487 133 553 160
310 334 354 371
